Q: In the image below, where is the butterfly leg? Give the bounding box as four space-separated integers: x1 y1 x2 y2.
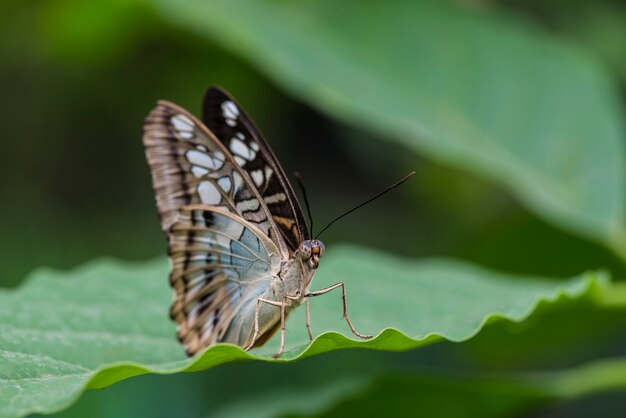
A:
245 297 283 352
274 297 289 358
305 298 314 341
272 293 302 358
306 282 372 340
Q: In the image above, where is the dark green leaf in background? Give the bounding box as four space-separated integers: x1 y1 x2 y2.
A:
152 0 626 258
46 349 626 418
215 360 626 418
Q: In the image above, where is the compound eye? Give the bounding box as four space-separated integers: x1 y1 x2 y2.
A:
310 240 325 257
318 241 325 257
299 242 312 259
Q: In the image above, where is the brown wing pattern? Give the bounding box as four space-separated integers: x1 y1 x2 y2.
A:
203 87 309 251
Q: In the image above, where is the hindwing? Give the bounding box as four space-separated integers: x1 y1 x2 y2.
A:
168 205 281 355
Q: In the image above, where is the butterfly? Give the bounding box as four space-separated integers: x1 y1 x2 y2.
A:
142 86 372 357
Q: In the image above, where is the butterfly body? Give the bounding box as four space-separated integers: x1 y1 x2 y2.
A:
220 241 315 348
143 87 369 356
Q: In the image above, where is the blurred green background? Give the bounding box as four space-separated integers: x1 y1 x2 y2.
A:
1 0 626 416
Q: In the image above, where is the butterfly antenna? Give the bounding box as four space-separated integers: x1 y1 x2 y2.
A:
294 172 315 236
315 171 416 240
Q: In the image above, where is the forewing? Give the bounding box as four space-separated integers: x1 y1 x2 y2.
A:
143 101 289 255
169 205 281 355
203 87 309 251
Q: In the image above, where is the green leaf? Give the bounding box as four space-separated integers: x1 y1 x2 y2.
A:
40 0 151 66
461 289 626 371
254 359 626 418
50 296 626 418
0 245 608 417
52 349 626 418
151 0 626 257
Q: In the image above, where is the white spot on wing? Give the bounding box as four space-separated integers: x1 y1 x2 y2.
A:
222 101 239 120
250 141 260 151
186 150 224 170
234 155 246 166
230 138 256 161
171 115 194 131
237 198 260 212
192 166 209 177
217 176 232 192
232 171 243 191
264 192 287 204
251 169 264 187
197 181 221 205
236 132 245 140
214 151 225 166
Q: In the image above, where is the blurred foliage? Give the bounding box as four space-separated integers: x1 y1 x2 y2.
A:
0 0 625 416
151 0 625 254
45 354 626 418
499 0 626 82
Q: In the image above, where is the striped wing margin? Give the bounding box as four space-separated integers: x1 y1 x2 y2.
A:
203 87 309 252
169 205 281 355
143 100 290 256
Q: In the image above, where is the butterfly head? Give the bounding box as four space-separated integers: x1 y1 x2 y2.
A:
298 240 325 269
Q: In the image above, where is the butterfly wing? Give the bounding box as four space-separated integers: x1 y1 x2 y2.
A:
203 87 309 251
143 100 289 256
169 205 281 355
143 100 293 354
